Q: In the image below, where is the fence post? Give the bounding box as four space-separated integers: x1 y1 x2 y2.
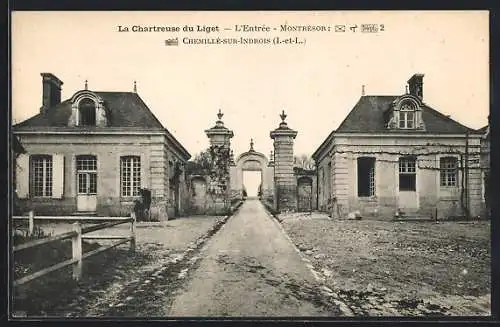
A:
28 210 34 236
72 222 82 281
130 212 136 252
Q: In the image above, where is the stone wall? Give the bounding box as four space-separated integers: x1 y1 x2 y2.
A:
317 134 484 220
273 135 297 211
15 133 188 220
295 172 317 212
185 173 231 215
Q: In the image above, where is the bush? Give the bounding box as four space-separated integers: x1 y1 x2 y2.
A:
13 225 51 246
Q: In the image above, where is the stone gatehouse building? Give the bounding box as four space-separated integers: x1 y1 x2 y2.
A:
312 73 487 220
13 73 191 220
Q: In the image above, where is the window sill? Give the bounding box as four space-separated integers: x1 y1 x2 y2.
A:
30 196 59 200
358 196 377 201
120 197 141 203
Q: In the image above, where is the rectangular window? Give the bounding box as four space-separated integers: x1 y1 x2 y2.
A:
357 157 375 197
121 156 141 197
399 111 415 129
406 111 415 128
31 155 53 197
77 155 97 195
440 157 458 187
399 157 416 191
77 156 97 171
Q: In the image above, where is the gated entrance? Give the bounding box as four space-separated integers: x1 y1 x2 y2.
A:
297 176 313 212
230 140 274 201
190 176 207 215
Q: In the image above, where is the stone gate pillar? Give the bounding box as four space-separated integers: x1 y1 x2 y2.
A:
204 109 234 214
270 110 298 212
205 109 234 148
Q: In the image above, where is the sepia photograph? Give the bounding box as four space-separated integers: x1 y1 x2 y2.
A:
10 10 490 318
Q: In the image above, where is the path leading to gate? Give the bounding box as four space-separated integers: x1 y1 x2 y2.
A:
167 199 340 317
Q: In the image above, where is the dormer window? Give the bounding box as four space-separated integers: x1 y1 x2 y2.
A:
69 91 108 127
398 101 416 129
78 98 97 126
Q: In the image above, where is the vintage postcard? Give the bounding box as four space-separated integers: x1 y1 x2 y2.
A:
10 11 490 318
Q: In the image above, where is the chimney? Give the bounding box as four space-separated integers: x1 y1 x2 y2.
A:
407 73 424 100
40 73 63 114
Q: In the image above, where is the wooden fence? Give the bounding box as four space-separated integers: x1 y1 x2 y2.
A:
12 211 136 287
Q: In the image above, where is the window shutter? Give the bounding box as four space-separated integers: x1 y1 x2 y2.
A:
52 154 65 199
16 154 30 199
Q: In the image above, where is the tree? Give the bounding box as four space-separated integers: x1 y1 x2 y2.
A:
192 150 212 170
294 154 315 170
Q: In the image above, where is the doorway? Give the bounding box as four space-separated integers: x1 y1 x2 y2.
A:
398 156 419 212
191 176 207 214
76 155 97 212
243 170 262 198
297 177 313 212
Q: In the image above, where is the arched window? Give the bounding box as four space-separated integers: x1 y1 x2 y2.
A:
399 101 416 129
78 98 96 126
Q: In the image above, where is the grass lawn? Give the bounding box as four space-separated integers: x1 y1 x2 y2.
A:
280 214 491 316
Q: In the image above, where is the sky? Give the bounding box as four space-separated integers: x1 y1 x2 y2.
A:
12 11 489 159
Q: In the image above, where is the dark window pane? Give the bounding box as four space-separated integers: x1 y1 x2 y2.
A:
89 173 97 194
358 157 375 197
79 98 96 126
399 174 416 191
78 173 87 194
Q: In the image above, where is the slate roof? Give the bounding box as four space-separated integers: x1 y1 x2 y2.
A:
14 91 165 130
336 96 477 134
13 91 191 159
312 95 481 160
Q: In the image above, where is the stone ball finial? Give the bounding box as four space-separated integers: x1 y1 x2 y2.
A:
84 80 88 90
133 80 137 93
250 138 254 151
217 109 224 120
